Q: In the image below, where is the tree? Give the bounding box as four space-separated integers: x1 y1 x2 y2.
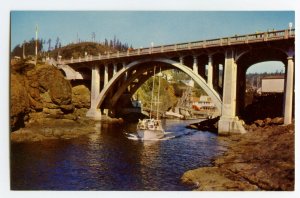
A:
55 37 60 49
47 38 52 51
11 38 43 57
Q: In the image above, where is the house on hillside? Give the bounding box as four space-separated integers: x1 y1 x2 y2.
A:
192 95 216 111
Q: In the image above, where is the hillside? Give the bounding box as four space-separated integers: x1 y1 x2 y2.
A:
49 42 127 59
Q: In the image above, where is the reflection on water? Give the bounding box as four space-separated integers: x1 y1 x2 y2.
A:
11 119 224 190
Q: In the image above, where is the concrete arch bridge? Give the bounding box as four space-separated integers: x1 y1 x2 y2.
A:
55 29 295 134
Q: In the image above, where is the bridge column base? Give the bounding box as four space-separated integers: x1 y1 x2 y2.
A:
218 116 246 135
86 108 102 120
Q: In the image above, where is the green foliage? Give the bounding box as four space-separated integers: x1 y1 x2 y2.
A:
193 83 207 97
171 70 191 81
134 75 177 112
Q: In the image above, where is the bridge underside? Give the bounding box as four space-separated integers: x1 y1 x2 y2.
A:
59 33 294 134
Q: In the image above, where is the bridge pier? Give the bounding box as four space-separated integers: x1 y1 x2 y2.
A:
104 64 108 86
193 56 198 74
284 55 294 125
218 49 246 134
86 65 102 120
207 55 213 88
113 63 117 76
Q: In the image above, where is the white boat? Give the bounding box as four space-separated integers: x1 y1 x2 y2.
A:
135 66 165 140
136 118 165 140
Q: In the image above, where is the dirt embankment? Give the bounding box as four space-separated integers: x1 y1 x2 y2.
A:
181 121 294 191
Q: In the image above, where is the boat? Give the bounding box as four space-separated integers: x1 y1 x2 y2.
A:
136 118 165 139
135 66 165 140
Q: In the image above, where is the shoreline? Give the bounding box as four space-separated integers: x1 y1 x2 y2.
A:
181 122 295 191
10 115 124 143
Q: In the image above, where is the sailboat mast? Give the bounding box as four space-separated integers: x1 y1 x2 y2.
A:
149 66 156 119
156 67 161 119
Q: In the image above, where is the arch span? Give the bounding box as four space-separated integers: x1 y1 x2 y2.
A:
94 58 222 112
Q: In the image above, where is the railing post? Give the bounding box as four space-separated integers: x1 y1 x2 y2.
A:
188 43 191 49
71 57 73 63
138 48 140 55
117 51 120 57
203 40 206 48
98 53 101 59
127 50 129 56
161 46 164 52
284 29 289 39
220 38 223 46
245 35 249 44
227 37 231 45
174 44 177 51
263 32 268 41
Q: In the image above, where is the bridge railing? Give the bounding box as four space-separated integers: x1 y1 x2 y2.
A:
60 29 294 65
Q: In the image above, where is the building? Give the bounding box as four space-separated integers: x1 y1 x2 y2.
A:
192 95 216 111
257 75 285 94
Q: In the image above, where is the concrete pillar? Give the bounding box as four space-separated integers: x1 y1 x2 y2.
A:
179 56 184 65
284 56 294 125
86 65 101 119
207 55 213 88
113 63 117 76
213 63 219 89
218 49 246 134
104 64 108 86
123 62 127 80
193 56 198 74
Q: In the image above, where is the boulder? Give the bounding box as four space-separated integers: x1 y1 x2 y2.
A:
72 85 90 108
254 119 265 127
10 74 30 130
271 117 284 125
264 117 272 125
36 65 72 105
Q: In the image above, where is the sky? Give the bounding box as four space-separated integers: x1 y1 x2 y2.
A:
11 11 294 49
10 11 294 73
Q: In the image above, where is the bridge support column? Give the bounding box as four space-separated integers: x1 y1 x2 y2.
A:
179 56 184 65
207 55 213 88
193 56 198 74
213 63 219 90
86 65 101 120
113 63 117 76
218 49 246 134
123 62 127 80
284 56 294 125
104 64 108 86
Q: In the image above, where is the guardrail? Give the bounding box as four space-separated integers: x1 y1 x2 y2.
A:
58 29 295 65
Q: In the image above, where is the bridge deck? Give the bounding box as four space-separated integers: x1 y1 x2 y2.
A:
59 29 295 65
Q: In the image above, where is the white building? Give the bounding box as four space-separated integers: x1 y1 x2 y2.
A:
258 75 285 94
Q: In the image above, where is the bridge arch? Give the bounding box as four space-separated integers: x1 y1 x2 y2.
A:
235 46 290 118
94 58 222 113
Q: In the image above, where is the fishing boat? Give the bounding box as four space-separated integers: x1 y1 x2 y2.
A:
134 66 165 140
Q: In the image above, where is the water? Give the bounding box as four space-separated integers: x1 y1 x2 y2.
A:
10 119 225 190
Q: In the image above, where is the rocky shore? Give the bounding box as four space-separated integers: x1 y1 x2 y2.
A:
10 59 123 142
181 119 294 191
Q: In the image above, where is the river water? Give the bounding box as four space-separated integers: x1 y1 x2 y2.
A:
11 119 224 190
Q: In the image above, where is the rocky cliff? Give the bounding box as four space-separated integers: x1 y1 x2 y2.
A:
10 59 90 131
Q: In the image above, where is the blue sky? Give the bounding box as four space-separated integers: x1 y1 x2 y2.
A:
11 11 294 73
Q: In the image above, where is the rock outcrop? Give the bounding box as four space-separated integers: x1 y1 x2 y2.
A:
72 85 90 108
10 59 74 131
181 123 294 191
